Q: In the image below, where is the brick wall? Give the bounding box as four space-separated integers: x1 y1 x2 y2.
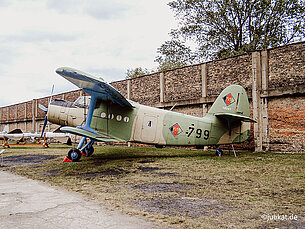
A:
269 42 305 89
164 65 202 102
111 80 128 98
268 96 305 152
206 54 252 96
130 73 160 105
63 90 81 102
169 104 204 117
26 101 33 119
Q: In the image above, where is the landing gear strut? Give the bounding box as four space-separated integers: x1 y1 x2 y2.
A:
215 147 223 157
82 145 94 157
63 137 95 162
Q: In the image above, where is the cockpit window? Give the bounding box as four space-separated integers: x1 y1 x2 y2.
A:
51 99 74 107
73 96 91 109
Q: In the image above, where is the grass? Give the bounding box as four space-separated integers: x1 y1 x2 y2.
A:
1 144 304 228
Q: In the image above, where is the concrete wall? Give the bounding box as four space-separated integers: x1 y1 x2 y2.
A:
0 41 304 152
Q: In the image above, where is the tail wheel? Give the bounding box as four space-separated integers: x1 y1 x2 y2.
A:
68 148 81 162
83 146 94 157
216 148 223 157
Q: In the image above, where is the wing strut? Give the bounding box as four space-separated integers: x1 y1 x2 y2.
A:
75 90 99 154
77 89 98 135
61 89 99 160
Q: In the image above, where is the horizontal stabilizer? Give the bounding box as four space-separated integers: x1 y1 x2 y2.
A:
60 126 123 142
215 113 256 122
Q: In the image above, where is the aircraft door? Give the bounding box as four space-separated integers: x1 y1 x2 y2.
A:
141 115 158 143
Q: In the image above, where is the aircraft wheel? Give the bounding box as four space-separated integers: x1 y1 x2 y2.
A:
215 148 223 157
68 148 81 162
84 146 94 157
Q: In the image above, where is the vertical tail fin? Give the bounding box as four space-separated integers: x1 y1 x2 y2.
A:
208 85 255 145
208 85 255 122
2 125 9 134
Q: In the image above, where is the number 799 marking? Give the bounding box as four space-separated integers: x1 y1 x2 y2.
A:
186 126 209 140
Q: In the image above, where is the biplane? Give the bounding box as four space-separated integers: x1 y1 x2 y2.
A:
42 67 255 162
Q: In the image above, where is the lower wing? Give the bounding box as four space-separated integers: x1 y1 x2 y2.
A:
60 126 124 142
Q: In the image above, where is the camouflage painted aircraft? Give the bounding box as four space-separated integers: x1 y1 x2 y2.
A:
42 67 255 162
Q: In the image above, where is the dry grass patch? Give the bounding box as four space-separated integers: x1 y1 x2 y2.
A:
1 145 304 228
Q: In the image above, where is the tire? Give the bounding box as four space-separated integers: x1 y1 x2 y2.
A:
84 146 94 157
67 148 81 162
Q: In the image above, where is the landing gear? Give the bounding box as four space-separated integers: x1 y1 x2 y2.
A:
67 148 82 162
215 147 223 157
63 137 95 162
82 145 94 157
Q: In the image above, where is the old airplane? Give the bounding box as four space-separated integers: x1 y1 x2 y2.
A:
42 67 255 162
0 125 71 148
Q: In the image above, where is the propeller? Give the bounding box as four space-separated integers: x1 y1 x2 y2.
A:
39 104 48 112
40 85 54 137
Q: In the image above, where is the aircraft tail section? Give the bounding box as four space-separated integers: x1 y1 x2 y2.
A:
208 85 255 122
2 125 9 133
208 85 255 145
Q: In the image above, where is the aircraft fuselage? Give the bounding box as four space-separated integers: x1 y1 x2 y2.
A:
48 97 250 147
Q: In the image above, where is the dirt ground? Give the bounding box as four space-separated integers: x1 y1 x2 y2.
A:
0 144 304 228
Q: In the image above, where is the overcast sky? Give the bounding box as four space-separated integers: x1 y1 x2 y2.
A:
0 0 177 106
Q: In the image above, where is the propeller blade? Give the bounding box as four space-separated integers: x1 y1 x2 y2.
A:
48 84 54 106
41 115 48 137
40 85 54 137
39 104 48 112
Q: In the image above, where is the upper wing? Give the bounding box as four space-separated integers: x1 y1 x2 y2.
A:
56 67 133 108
